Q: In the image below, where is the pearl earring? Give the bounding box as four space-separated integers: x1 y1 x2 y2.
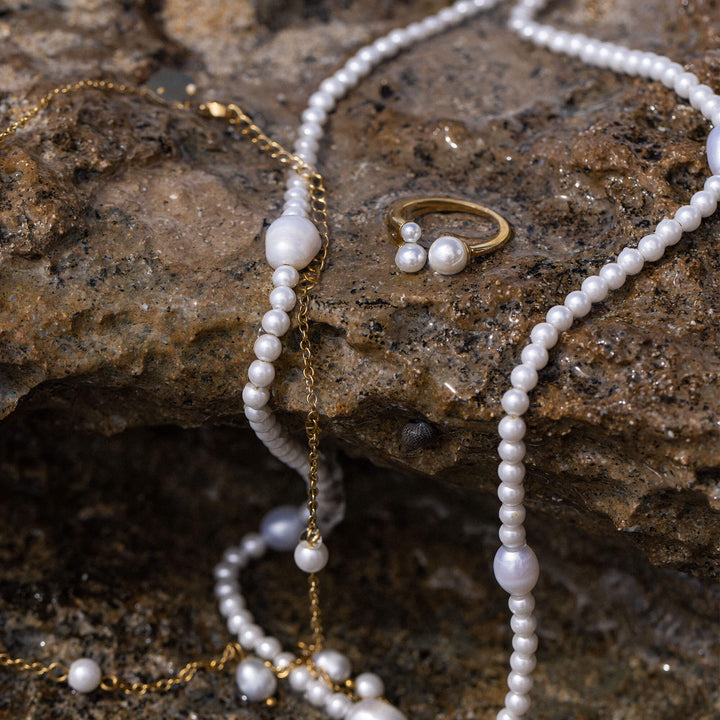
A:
386 196 513 275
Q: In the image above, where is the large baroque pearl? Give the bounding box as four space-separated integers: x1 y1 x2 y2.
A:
493 544 540 595
265 215 321 270
345 698 407 720
260 505 305 551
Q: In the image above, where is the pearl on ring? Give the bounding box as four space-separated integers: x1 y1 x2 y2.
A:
395 243 427 273
427 235 468 274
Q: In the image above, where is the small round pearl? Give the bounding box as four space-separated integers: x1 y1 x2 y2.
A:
512 634 538 655
510 613 537 636
498 415 526 442
261 505 306 552
499 524 526 548
498 482 525 506
244 406 270 424
673 71 699 98
520 343 549 371
248 360 275 388
262 309 291 337
690 189 718 217
564 290 591 318
510 651 537 674
704 175 720 200
289 665 312 692
498 462 525 486
227 609 254 634
497 710 521 720
213 561 235 580
272 265 300 288
314 649 352 683
707 127 720 174
354 671 385 698
637 233 665 262
674 204 701 232
254 333 282 362
242 383 270 410
689 83 714 110
545 304 574 332
508 671 534 694
501 389 530 416
302 107 326 125
616 248 644 275
219 595 245 618
256 636 283 660
308 90 335 112
241 532 266 559
499 504 526 526
498 440 526 464
238 623 264 649
598 262 627 289
509 364 537 392
67 658 102 693
214 580 238 599
493 545 540 595
505 691 531 715
400 221 422 242
326 692 354 719
346 698 407 720
508 594 535 616
529 322 558 349
581 275 609 302
427 235 469 275
269 285 297 312
395 243 427 273
236 657 277 702
265 215 321 270
294 539 329 573
273 651 296 670
306 678 332 707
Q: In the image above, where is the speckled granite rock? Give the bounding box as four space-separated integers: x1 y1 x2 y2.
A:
0 0 719 590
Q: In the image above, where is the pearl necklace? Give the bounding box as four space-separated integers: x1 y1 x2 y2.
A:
235 1 720 719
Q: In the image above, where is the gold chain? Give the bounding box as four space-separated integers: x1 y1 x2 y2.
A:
0 80 330 693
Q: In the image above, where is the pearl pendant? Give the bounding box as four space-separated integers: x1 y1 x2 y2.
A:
346 698 408 720
265 215 322 270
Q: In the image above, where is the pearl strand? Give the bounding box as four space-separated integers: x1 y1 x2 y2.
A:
491 3 720 719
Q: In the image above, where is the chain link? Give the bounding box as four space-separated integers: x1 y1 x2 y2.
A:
0 79 331 695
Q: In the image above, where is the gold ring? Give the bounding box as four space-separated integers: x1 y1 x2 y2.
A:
385 196 513 257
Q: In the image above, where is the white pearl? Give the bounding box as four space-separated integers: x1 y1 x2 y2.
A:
256 636 283 660
510 651 537 674
248 360 275 388
637 233 665 262
273 651 296 670
598 262 627 289
219 595 245 617
496 710 521 720
272 265 300 288
242 383 269 410
498 440 526 464
498 461 525 485
674 204 701 232
298 122 322 140
241 532 266 558
498 482 525 506
512 634 538 655
213 561 235 580
302 107 326 125
673 71 699 98
498 415 526 442
564 290 591 317
510 613 537 636
395 243 427 273
262 309 291 337
244 406 270 424
520 343 549 371
616 247 644 275
269 285 297 312
704 175 720 200
238 623 264 649
227 609 254 634
223 546 248 567
314 649 352 683
508 671 534 694
309 90 335 112
701 94 720 120
214 580 238 599
261 505 305 551
499 524 526 548
545 304 573 332
654 218 682 247
493 545 540 594
294 539 329 573
265 215 321 270
326 692 354 718
690 189 718 217
501 389 530 416
508 594 535 615
254 333 282 362
236 657 277 701
427 235 469 275
320 77 345 98
499 504 526 526
354 671 385 698
529 322 558 349
67 658 102 693
346 56 371 77
306 678 332 706
660 62 684 89
689 83 714 110
346 698 407 720
505 691 531 715
510 364 537 392
707 127 720 175
581 275 609 302
289 665 312 692
400 221 422 242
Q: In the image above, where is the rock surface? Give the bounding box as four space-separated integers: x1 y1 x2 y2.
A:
0 0 719 585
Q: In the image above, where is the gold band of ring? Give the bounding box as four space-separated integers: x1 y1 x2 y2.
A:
385 196 513 257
